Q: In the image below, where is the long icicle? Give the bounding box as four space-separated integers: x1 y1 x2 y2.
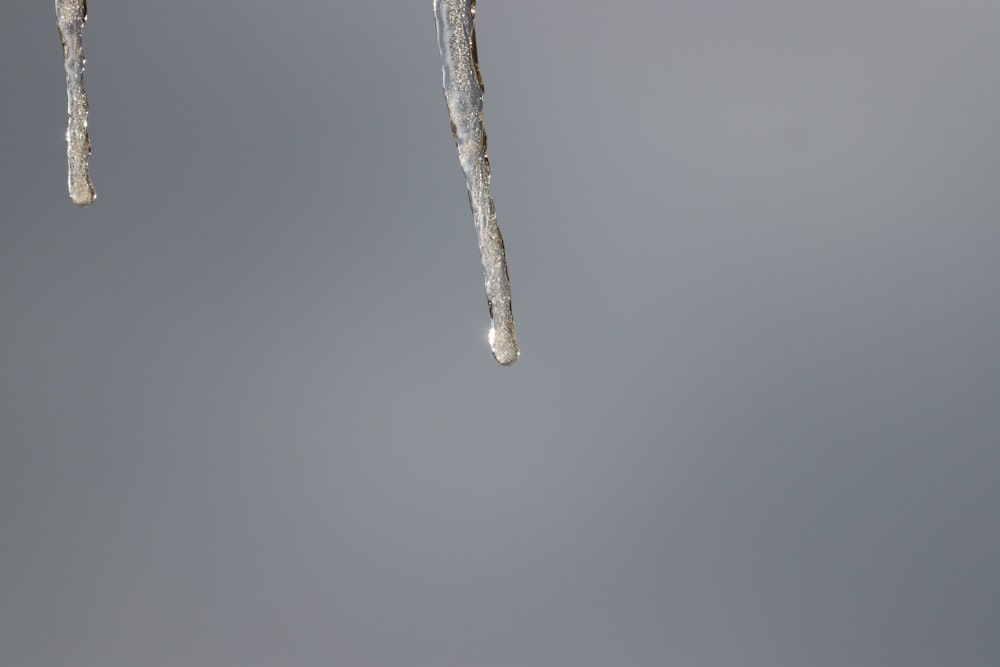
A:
56 0 96 206
434 0 518 365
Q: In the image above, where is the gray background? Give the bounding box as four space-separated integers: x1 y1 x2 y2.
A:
1 1 999 666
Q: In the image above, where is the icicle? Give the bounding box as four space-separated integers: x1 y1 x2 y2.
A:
434 0 519 365
56 0 95 206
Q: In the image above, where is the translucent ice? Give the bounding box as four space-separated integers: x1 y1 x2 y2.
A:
434 0 519 365
56 0 95 206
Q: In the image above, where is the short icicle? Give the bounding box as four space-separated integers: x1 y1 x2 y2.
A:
434 0 519 365
56 0 96 206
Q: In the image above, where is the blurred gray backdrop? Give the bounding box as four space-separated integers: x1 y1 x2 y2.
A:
2 1 999 666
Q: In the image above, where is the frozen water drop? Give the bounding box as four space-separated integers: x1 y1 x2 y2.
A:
56 0 95 206
435 0 519 366
489 324 518 366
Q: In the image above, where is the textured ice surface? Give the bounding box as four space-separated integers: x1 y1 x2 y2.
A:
56 0 95 206
435 0 519 365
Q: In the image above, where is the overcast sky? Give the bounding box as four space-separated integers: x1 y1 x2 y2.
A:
1 1 999 666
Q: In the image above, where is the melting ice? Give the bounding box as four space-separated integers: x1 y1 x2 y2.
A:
49 0 516 361
56 0 95 206
434 0 519 365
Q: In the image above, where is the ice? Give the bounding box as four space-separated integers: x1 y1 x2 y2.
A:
56 0 95 207
434 0 519 365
